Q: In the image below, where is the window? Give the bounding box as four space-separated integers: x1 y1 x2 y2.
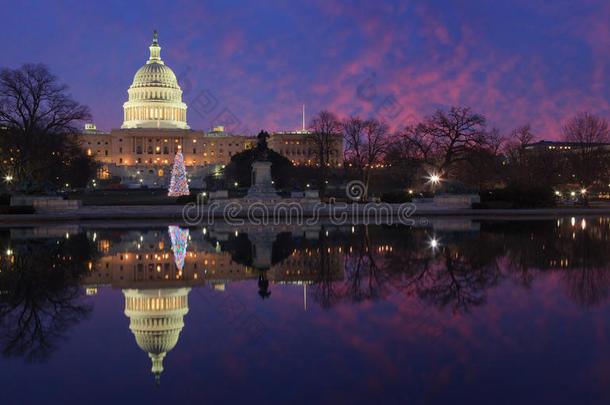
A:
136 146 142 154
119 147 123 153
105 150 108 156
193 148 196 154
119 158 123 164
158 169 164 177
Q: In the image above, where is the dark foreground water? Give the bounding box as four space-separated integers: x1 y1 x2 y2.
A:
1 218 610 404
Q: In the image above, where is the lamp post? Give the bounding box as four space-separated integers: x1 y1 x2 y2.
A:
427 172 442 194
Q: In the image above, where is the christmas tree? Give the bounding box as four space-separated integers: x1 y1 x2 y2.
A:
168 225 189 271
168 150 190 196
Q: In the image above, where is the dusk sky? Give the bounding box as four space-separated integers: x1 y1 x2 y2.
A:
2 0 608 138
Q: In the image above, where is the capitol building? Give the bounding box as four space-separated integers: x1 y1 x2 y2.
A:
79 31 343 188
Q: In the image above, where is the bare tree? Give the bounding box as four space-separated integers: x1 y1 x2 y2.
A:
504 125 534 184
0 63 93 191
342 117 388 199
453 128 505 189
400 106 490 182
504 124 567 189
562 112 610 205
383 134 425 190
308 110 342 198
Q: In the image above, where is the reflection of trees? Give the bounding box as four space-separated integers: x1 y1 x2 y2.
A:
0 235 94 362
561 222 610 307
310 226 504 313
302 218 610 312
415 241 502 313
498 221 560 287
310 228 341 309
394 231 503 314
499 219 610 307
342 226 393 303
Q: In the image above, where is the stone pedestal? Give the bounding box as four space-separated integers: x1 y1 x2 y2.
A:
246 161 279 199
249 232 277 270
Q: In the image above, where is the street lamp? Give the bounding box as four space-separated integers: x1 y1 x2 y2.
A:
428 236 440 251
426 172 442 193
5 175 13 183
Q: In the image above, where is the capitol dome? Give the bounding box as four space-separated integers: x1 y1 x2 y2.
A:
123 288 191 386
121 31 189 129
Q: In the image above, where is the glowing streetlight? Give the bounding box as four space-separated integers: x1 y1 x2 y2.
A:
428 236 440 251
426 172 442 193
4 175 13 183
570 191 576 197
234 182 238 187
428 174 441 184
580 188 587 195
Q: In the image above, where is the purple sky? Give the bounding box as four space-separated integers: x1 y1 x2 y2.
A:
2 0 608 138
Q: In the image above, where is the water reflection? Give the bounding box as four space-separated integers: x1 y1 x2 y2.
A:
1 217 610 391
123 287 190 386
0 231 95 362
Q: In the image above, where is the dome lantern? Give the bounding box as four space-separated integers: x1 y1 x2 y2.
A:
148 30 162 64
121 31 189 129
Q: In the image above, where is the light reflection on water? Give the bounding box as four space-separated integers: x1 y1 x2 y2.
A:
1 217 610 404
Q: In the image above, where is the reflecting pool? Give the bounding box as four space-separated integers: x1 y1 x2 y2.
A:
1 218 610 404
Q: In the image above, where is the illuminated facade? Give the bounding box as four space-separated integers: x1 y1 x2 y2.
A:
78 31 343 187
268 130 343 167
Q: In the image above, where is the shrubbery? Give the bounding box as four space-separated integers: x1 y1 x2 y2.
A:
480 186 556 208
380 191 412 203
